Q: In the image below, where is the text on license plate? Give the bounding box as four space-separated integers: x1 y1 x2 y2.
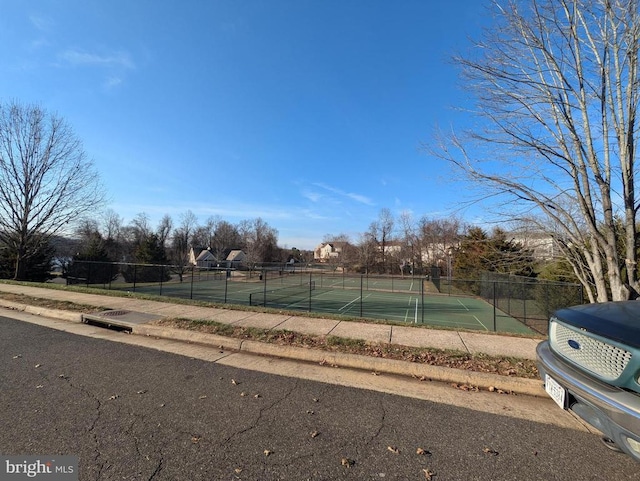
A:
545 374 566 409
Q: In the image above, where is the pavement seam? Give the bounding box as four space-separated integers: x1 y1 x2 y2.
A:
325 319 340 337
457 331 471 354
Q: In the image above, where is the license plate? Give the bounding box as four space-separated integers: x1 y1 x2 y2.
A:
545 374 567 409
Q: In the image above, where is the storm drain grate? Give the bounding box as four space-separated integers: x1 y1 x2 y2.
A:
82 310 163 333
100 310 131 317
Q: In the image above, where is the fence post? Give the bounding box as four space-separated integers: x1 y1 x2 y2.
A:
224 271 228 303
133 264 137 292
493 281 497 332
421 276 424 324
360 275 363 318
523 278 527 325
263 270 267 305
159 265 164 296
308 272 312 312
190 266 194 300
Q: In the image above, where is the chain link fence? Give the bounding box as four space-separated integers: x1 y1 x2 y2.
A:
62 260 584 334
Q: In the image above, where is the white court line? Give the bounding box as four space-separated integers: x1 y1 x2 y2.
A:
457 298 488 331
404 296 418 322
339 295 362 311
456 298 470 311
473 315 489 331
403 297 419 324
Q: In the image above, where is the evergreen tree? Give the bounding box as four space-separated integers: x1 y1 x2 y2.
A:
66 232 117 285
122 233 170 283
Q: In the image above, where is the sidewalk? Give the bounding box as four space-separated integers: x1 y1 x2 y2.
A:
0 282 546 396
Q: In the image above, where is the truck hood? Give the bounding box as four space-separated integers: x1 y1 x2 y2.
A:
554 301 640 349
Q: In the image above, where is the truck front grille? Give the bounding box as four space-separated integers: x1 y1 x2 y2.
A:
550 320 632 382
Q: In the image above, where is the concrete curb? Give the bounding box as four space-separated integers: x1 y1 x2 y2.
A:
0 299 82 323
135 323 546 398
0 301 546 398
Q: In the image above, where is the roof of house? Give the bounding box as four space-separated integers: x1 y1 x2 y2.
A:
226 250 245 261
195 249 217 262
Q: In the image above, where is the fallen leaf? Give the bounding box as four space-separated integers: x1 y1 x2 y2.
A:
306 410 315 415
416 447 432 456
199 395 207 399
313 398 319 402
12 355 21 359
341 457 354 467
191 436 201 443
231 379 238 385
387 446 399 454
372 371 380 376
34 364 41 368
254 394 261 398
58 374 68 379
264 450 272 456
137 390 147 394
234 468 242 474
36 385 43 389
423 468 436 480
311 431 320 438
483 447 499 456
240 392 247 397
109 394 119 400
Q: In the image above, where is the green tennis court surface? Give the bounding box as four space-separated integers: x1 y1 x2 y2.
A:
120 275 535 335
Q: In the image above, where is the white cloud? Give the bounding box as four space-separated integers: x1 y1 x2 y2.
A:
104 76 123 89
302 189 322 202
59 49 135 69
313 182 374 206
29 14 54 32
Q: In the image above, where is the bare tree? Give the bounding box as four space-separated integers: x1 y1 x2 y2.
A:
239 218 279 265
436 0 640 302
129 213 152 245
418 217 464 271
0 102 104 280
211 220 242 260
171 210 198 281
357 232 378 274
156 214 173 248
367 208 395 273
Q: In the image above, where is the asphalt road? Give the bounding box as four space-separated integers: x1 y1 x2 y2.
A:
1 314 638 480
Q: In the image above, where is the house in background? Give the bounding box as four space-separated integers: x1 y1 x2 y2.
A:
194 249 218 269
225 249 245 268
314 242 351 262
188 246 207 266
190 247 247 269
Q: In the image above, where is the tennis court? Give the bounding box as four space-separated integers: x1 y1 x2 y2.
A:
121 273 535 335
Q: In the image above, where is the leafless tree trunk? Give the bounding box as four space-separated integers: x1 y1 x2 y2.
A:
171 210 198 281
436 0 640 302
367 208 395 273
0 102 104 280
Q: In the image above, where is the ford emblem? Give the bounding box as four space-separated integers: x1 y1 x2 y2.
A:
568 339 581 350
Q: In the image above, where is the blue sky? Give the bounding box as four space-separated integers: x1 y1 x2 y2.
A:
0 1 491 250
